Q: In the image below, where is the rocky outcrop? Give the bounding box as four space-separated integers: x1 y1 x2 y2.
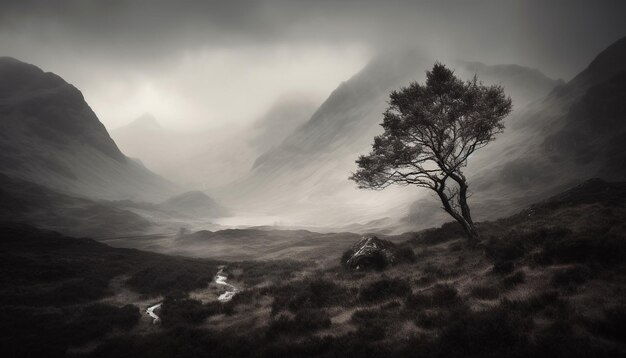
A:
342 236 400 271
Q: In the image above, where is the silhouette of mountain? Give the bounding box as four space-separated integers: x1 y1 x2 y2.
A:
120 112 162 132
0 57 178 202
565 36 626 92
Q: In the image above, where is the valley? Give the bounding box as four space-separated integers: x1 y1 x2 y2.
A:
0 6 625 357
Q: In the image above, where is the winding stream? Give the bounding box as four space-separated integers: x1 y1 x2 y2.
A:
144 265 238 324
146 303 162 324
215 265 238 302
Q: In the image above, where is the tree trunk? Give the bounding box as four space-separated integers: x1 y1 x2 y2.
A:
459 218 479 244
435 180 479 244
449 173 480 244
458 184 479 244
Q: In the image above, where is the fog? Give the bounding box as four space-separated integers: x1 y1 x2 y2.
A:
2 1 625 130
1 0 625 230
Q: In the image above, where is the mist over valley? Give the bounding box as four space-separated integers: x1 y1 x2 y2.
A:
1 1 626 357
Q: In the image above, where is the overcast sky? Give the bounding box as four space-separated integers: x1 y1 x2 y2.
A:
1 0 625 130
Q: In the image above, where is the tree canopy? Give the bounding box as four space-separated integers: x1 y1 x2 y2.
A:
350 63 512 241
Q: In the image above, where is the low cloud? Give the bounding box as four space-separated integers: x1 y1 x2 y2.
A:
1 1 624 129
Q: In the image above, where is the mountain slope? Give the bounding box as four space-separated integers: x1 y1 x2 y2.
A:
248 96 318 153
0 173 153 238
453 35 626 224
544 71 626 180
220 51 561 229
0 223 221 357
0 57 179 202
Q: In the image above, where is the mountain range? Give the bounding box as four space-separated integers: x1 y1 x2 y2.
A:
111 97 317 189
230 38 626 232
1 36 625 235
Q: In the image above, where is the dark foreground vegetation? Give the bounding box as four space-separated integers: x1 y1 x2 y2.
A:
1 179 626 357
0 224 221 357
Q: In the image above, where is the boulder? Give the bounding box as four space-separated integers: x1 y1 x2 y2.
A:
343 236 398 271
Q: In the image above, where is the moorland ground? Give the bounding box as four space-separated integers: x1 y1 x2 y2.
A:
1 179 625 357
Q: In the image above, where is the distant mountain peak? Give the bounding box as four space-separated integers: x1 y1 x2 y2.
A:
135 112 160 126
568 36 626 89
123 112 161 131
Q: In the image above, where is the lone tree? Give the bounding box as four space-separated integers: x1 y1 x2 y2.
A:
350 63 512 243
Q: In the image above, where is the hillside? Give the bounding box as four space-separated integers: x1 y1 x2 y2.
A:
451 35 626 226
0 57 179 202
0 173 153 238
0 223 223 357
174 228 362 261
247 96 319 153
2 178 625 357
